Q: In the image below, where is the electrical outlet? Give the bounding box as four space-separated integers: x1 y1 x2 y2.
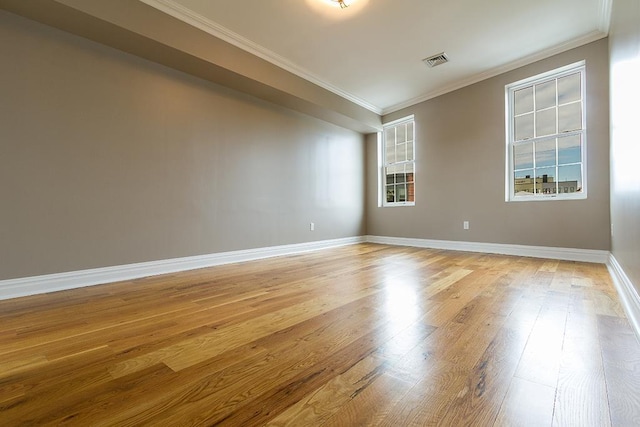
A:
310 222 315 231
463 221 469 230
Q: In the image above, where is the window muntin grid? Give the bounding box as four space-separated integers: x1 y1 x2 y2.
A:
507 63 586 200
383 117 415 206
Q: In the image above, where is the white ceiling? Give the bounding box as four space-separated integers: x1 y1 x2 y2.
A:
141 0 611 115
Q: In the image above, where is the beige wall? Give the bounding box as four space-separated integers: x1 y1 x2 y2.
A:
367 39 610 250
0 0 381 134
0 8 620 284
609 1 640 294
0 11 365 280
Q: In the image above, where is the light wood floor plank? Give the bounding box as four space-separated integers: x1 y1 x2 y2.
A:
598 315 640 426
494 377 556 426
0 243 637 425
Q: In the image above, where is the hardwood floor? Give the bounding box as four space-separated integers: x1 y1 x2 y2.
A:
1 243 639 426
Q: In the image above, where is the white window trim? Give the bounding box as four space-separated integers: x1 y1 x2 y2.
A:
381 115 415 207
505 61 587 202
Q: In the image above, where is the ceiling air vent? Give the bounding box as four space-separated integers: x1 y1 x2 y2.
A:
423 52 449 68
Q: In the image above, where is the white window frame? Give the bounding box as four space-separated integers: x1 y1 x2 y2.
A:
505 61 587 202
380 115 415 207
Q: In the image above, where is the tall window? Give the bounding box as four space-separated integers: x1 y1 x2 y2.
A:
382 116 415 206
506 61 586 201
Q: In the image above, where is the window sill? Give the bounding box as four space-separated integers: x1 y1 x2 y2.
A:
382 202 416 208
507 193 587 202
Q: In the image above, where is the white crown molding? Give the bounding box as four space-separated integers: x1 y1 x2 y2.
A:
598 0 613 34
0 237 364 301
138 0 382 115
607 254 640 342
382 30 608 115
139 0 611 118
365 235 610 264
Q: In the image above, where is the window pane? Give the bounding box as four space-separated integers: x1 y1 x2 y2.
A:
396 173 406 183
535 80 556 110
398 142 407 162
386 185 395 202
396 184 407 202
535 108 556 137
535 138 556 168
558 102 582 132
514 170 534 178
558 73 581 104
558 134 581 165
514 87 534 115
558 164 582 192
385 143 395 164
386 174 394 185
514 142 533 170
385 128 395 144
396 124 407 143
514 169 535 196
515 113 534 141
536 167 556 194
405 162 414 174
407 122 414 141
407 142 414 161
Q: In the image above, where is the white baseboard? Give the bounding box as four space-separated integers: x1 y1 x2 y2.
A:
0 236 364 301
365 235 610 264
3 235 637 342
607 254 640 341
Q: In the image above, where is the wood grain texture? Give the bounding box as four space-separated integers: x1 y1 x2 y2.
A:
598 315 640 427
494 377 556 426
0 243 638 426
